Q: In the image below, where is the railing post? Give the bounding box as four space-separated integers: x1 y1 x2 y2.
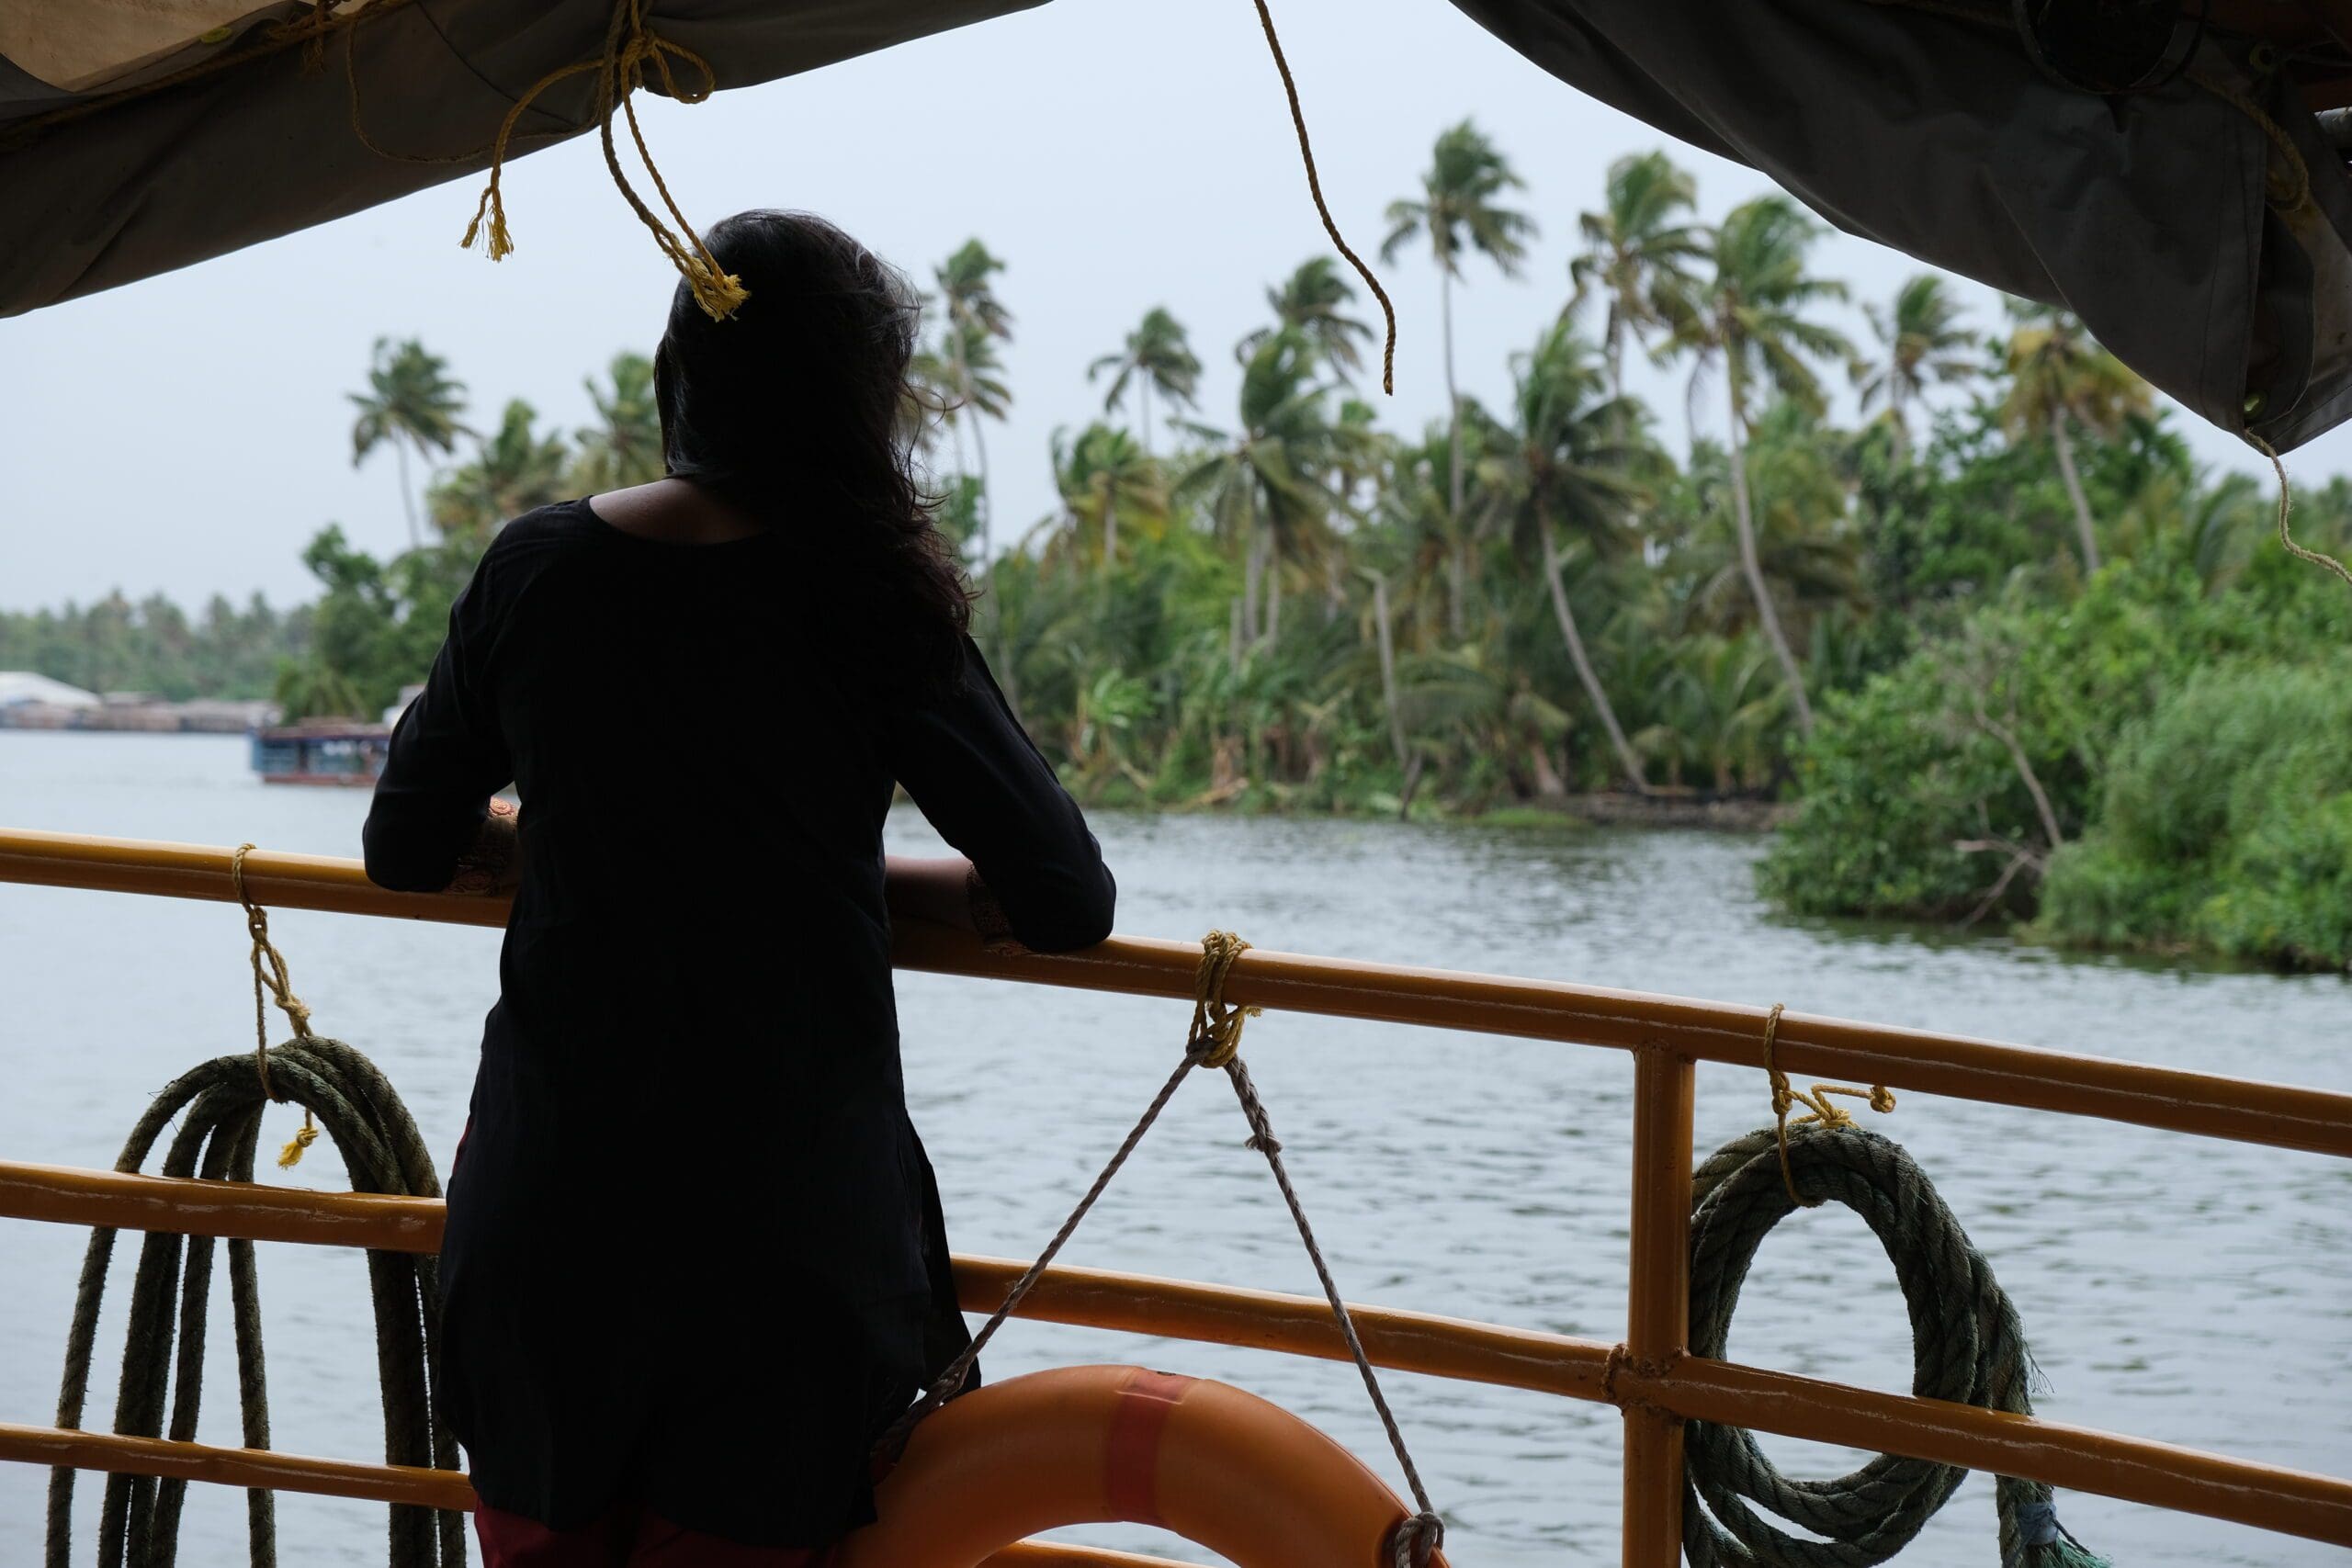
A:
1623 1045 1695 1566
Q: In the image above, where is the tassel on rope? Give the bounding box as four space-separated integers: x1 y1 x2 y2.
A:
460 0 746 320
228 842 322 1168
1760 1001 1894 1208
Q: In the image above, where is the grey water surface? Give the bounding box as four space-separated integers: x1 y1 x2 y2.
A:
1 731 2346 1567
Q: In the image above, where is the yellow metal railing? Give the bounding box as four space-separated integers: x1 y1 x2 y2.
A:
3 827 2350 1565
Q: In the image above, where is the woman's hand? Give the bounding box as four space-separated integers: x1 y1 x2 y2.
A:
885 854 1023 953
443 796 522 897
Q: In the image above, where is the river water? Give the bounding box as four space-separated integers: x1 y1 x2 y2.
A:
1 731 2346 1567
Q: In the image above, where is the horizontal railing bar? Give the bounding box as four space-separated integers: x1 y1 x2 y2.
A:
6 829 2348 1157
1624 1357 2352 1548
0 1423 1180 1568
4 1159 2346 1546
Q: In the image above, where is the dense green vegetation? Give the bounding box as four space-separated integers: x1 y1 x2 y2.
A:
13 131 2351 969
0 592 305 701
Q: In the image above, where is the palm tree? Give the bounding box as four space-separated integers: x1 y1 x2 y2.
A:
1998 300 2148 575
1088 308 1201 457
1856 275 1976 462
933 240 1014 565
1496 319 1650 793
1569 151 1707 404
1679 195 1854 737
1382 121 1537 635
1244 258 1376 380
571 351 662 491
1178 331 1340 647
349 338 468 549
428 400 570 544
1052 423 1168 576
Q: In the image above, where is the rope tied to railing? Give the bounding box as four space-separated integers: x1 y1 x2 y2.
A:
45 1037 463 1568
1760 1000 1894 1208
1682 1122 2112 1568
229 842 320 1168
878 930 1446 1566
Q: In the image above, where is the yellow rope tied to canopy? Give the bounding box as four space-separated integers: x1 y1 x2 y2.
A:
1760 1001 1894 1208
460 0 747 321
228 842 322 1168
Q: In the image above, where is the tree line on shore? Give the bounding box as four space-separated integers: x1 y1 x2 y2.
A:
12 128 2352 970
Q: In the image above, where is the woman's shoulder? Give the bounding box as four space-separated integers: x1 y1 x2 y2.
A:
484 499 600 561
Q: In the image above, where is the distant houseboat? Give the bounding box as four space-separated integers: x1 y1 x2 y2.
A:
250 723 390 786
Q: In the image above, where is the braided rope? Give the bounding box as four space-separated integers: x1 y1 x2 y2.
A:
229 844 320 1166
1681 1123 2110 1568
878 931 1444 1565
47 1038 462 1568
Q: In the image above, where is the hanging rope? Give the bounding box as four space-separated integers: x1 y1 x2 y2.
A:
2250 434 2352 592
230 843 321 1168
45 1037 463 1568
1758 1001 1894 1208
1681 1122 2111 1568
877 931 1445 1568
1250 0 1398 394
460 0 746 320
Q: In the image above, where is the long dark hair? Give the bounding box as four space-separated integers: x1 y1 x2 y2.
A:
654 210 970 691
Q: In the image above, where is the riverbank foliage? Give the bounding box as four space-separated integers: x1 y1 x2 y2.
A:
0 593 306 701
15 134 2352 968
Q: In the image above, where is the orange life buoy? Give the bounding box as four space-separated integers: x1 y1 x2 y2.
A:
837 1365 1445 1568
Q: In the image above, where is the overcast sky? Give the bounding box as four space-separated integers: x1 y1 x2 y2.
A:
6 0 2348 613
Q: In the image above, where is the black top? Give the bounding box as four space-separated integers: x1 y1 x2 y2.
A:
362 500 1114 1544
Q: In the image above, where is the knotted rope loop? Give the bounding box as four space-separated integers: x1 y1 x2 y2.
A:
1186 929 1261 1069
461 0 747 321
1760 1001 1893 1208
877 931 1447 1563
1682 1123 2110 1568
228 843 320 1168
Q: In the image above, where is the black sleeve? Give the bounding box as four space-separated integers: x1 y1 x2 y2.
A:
883 637 1116 952
362 551 515 893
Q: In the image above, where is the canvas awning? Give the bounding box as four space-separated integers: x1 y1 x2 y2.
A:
1449 0 2352 451
7 0 2352 448
0 0 1043 318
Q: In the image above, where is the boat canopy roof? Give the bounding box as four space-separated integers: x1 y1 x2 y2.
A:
6 0 2351 448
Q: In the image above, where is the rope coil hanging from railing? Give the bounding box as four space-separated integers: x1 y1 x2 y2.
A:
45 858 465 1568
1681 1121 2112 1568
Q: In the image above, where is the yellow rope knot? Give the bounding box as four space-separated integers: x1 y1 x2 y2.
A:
1760 1001 1894 1208
229 843 321 1169
1188 930 1261 1070
460 0 747 321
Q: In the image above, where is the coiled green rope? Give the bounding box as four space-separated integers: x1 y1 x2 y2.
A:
46 1037 465 1568
1683 1122 2111 1568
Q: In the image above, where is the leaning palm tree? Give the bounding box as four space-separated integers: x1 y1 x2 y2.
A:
1382 120 1537 633
933 239 1014 565
1678 195 1854 738
1998 299 2148 575
1243 258 1376 380
1568 150 1707 404
1855 275 1976 462
349 338 468 549
1088 307 1200 457
1495 319 1650 793
571 351 662 491
1177 331 1340 647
